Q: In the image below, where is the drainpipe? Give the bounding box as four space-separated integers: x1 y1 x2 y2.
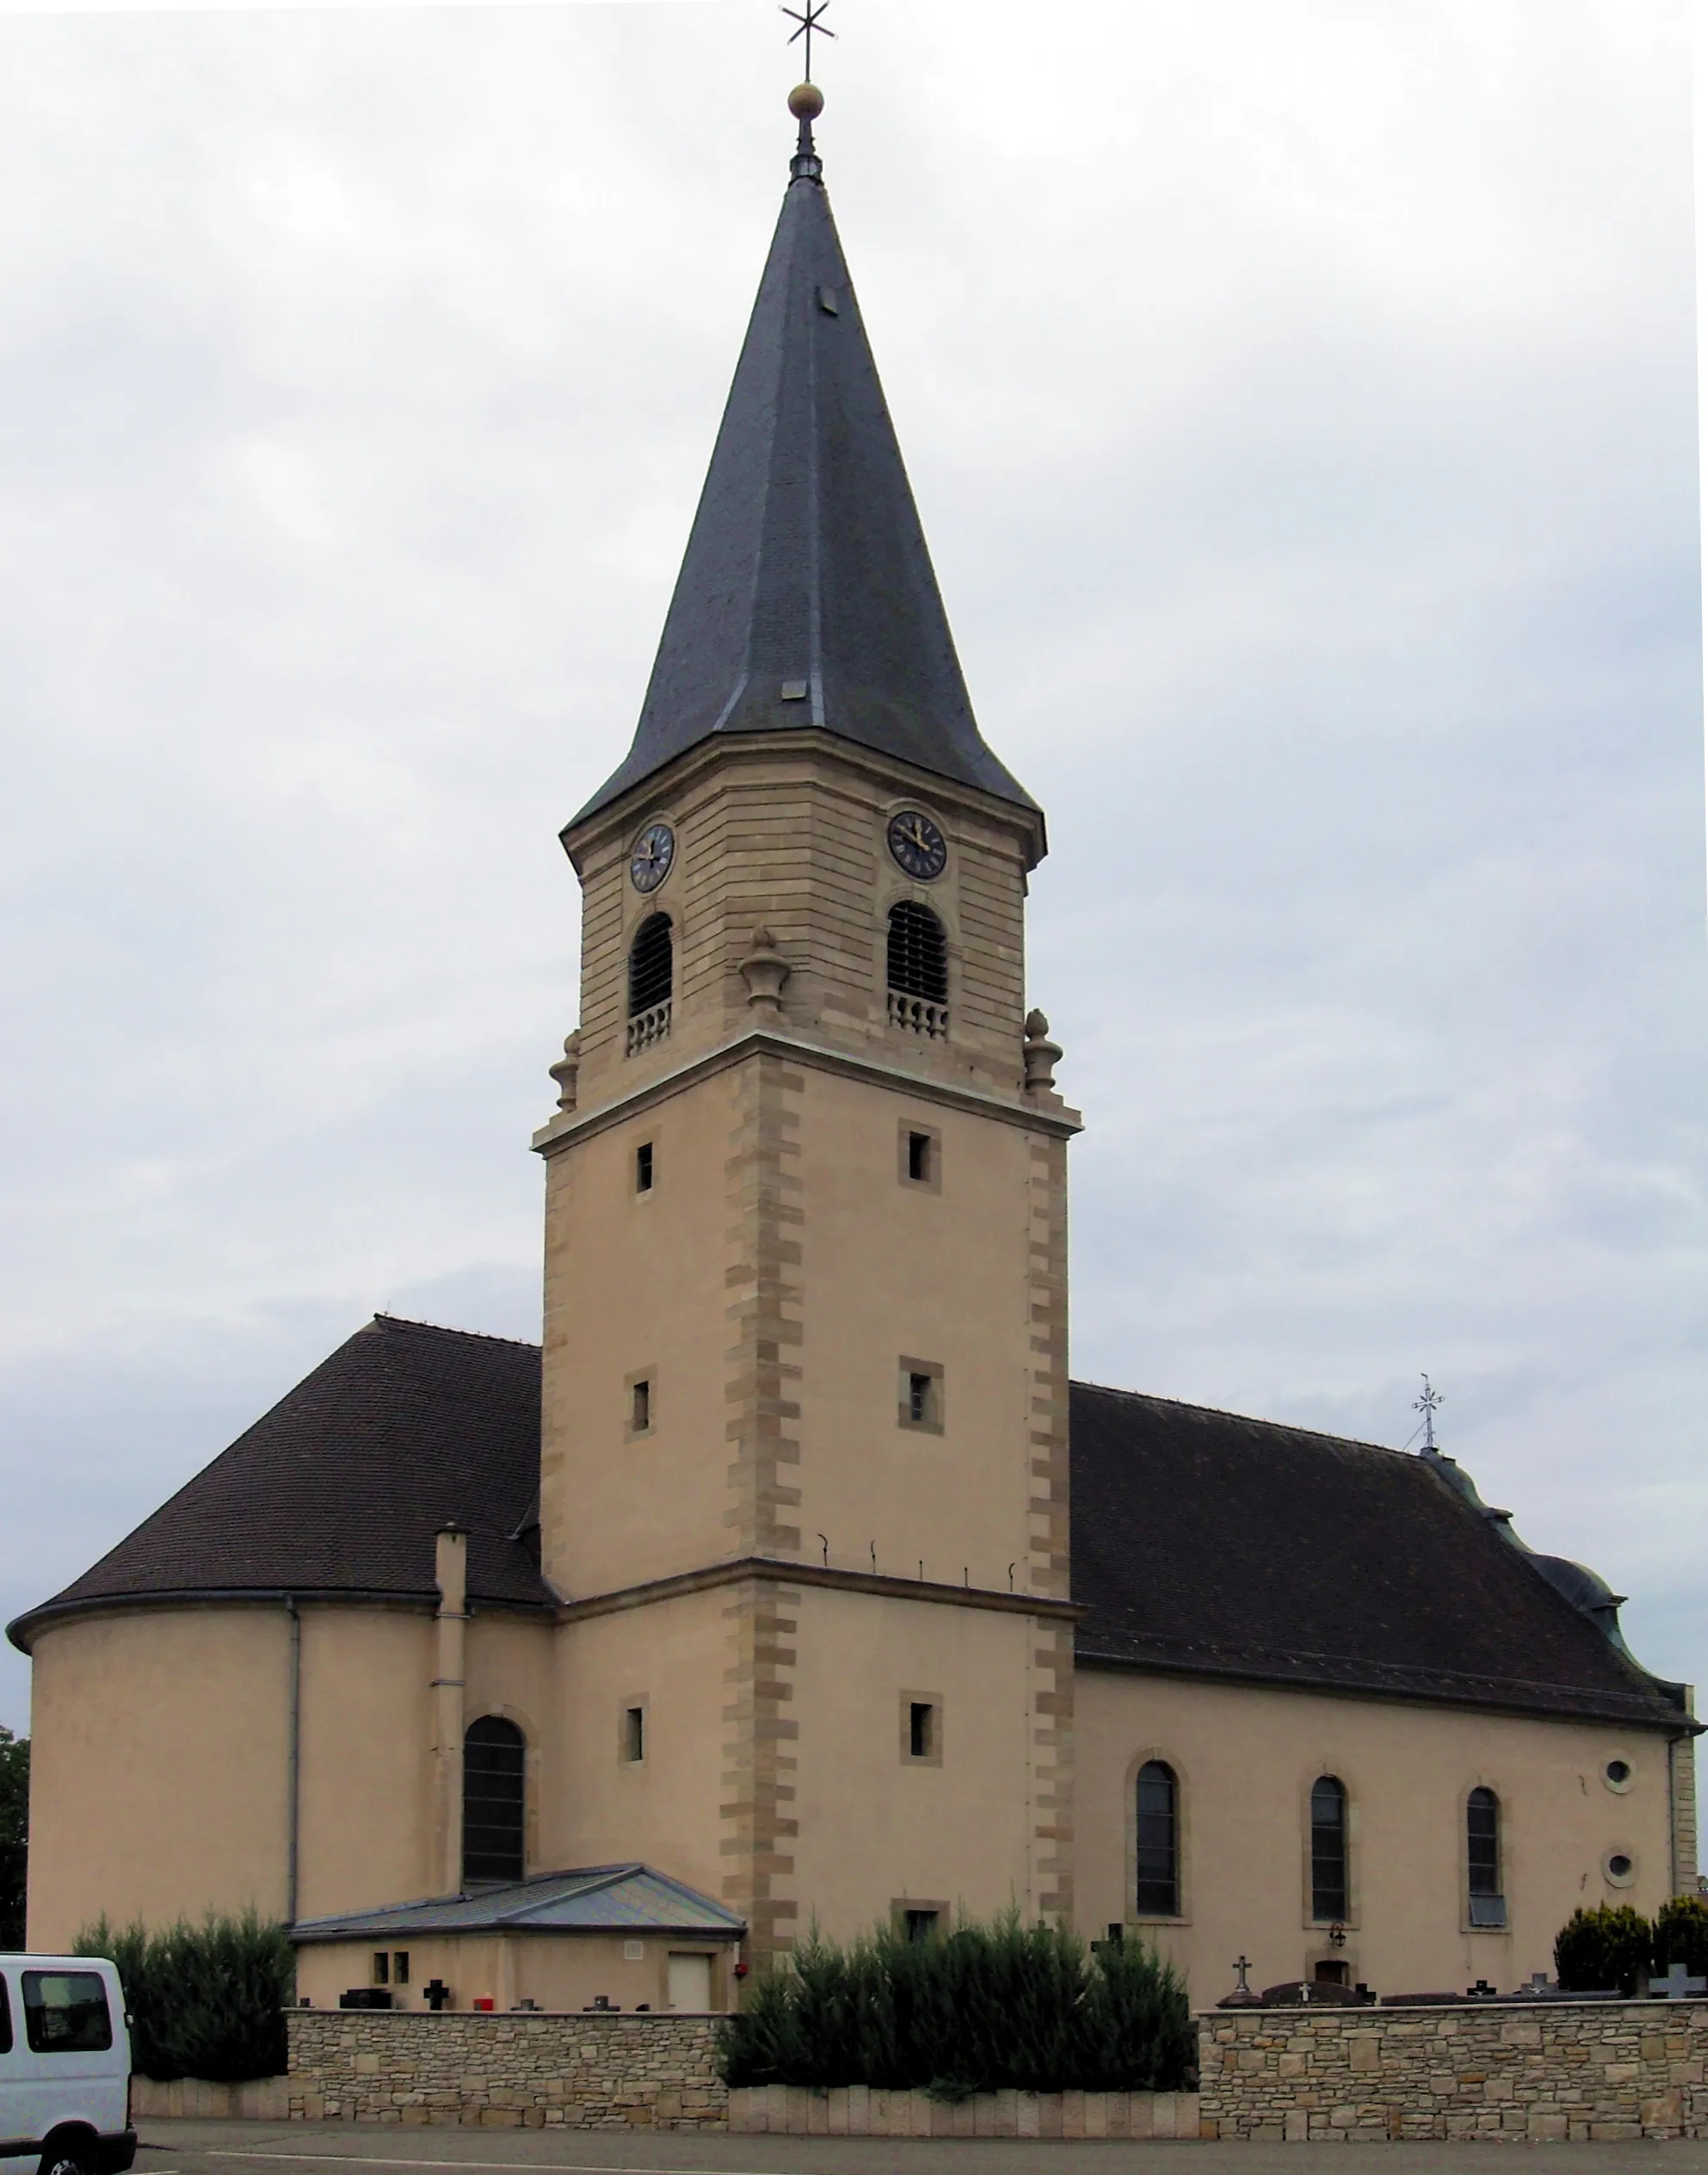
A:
285 1596 301 1925
433 1526 468 1898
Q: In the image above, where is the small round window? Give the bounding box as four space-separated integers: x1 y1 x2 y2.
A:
1603 1850 1636 1888
1603 1756 1633 1794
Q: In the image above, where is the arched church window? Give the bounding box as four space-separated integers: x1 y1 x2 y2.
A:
627 914 673 1055
1310 1774 1348 1922
1134 1759 1180 1917
885 902 948 1038
1467 1787 1506 1925
463 1716 526 1886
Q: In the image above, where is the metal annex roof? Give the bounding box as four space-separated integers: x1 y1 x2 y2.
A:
290 1864 745 1944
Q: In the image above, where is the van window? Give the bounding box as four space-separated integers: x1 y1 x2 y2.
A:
22 1973 112 2053
0 1974 11 2054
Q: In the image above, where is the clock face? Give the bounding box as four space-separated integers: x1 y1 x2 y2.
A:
887 810 947 882
630 823 675 894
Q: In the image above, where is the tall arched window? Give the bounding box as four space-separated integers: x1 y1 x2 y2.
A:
1467 1787 1505 1925
627 914 673 1054
1310 1774 1348 1921
1135 1759 1180 1917
463 1716 526 1886
886 902 948 1038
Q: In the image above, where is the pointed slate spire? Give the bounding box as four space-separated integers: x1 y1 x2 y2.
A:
569 104 1039 836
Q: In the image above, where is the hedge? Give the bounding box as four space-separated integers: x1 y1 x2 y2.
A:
74 1908 293 2082
1554 1896 1708 1995
720 1913 1194 2098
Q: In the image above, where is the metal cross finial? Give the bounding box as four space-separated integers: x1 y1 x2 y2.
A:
1414 1373 1444 1452
780 0 836 81
1231 1956 1253 1995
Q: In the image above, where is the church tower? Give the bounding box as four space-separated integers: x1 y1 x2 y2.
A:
533 88 1080 1962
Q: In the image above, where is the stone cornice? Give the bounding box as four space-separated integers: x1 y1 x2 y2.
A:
553 1555 1084 1626
533 1026 1082 1157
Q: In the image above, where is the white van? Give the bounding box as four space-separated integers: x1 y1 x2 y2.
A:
0 1958 135 2175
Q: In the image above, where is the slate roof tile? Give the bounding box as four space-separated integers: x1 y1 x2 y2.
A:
10 1324 1685 1737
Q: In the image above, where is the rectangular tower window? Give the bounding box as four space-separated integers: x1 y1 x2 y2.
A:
899 1691 943 1765
897 1120 941 1190
625 1706 645 1763
903 1909 940 1944
372 1952 389 1986
898 1359 943 1433
635 1142 654 1192
392 1952 410 1987
631 1378 651 1433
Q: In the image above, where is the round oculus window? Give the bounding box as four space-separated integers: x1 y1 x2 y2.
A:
1603 1850 1636 1887
1603 1757 1633 1793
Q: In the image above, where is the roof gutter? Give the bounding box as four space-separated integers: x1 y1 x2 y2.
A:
6 1584 556 1655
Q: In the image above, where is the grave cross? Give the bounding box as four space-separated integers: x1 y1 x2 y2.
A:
1649 1961 1708 1999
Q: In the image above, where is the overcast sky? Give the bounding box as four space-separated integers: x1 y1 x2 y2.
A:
0 0 1702 1742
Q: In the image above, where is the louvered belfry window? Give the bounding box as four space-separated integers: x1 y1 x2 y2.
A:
463 1716 526 1885
629 914 674 1014
626 914 674 1054
886 903 947 1003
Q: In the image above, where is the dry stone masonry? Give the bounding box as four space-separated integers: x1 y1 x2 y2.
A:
282 2010 728 2130
1200 1998 1708 2142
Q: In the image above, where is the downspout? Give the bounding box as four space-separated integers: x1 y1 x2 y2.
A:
433 1526 468 1898
285 1596 301 1925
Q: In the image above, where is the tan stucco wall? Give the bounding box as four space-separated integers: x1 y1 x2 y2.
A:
540 1586 734 1907
26 1599 558 1948
294 1933 734 2016
28 1607 293 1947
1076 1664 1683 2009
788 1585 1041 1936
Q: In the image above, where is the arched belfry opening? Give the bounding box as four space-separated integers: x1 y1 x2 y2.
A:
627 913 674 1054
462 1716 525 1886
885 901 948 1038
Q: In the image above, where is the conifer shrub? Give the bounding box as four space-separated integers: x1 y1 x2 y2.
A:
720 1913 1194 2097
1553 1903 1652 1995
1653 1895 1708 1980
75 1908 294 2081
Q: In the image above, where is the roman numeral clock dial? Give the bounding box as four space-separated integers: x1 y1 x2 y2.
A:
886 810 946 881
630 823 675 893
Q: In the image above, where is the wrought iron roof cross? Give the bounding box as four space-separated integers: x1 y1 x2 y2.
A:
780 0 836 81
1414 1373 1444 1452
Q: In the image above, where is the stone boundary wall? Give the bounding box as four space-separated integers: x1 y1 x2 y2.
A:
726 2085 1199 2136
1199 1999 1708 2142
278 2009 729 2129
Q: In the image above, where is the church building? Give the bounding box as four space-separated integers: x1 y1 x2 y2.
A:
13 89 1698 2016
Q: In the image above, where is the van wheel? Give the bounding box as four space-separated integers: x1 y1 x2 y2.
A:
39 2134 96 2175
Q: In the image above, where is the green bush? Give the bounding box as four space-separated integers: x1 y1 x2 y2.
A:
1554 1903 1653 1995
1653 1895 1708 1981
720 1913 1194 2097
74 1908 294 2082
0 1729 27 1951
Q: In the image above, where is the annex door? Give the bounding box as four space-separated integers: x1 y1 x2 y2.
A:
666 1953 712 2013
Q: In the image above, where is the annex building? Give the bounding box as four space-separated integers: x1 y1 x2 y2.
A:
13 91 1698 2017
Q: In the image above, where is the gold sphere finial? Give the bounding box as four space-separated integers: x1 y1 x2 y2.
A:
788 81 824 122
